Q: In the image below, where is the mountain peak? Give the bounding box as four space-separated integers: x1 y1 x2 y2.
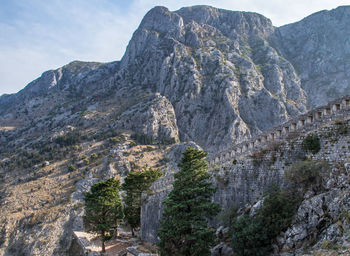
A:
139 5 183 32
175 5 272 28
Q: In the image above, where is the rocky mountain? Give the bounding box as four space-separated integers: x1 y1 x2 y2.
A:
275 6 350 108
1 6 350 152
0 4 349 256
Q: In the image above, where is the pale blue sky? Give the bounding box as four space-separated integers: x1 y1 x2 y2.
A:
0 0 349 95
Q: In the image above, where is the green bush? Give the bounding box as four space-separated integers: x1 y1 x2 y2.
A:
232 215 270 256
83 158 90 165
302 134 320 154
335 120 348 135
90 153 98 161
55 131 81 147
131 133 155 145
109 137 120 144
232 187 301 256
320 240 334 250
218 206 238 227
285 160 330 192
129 141 137 147
146 145 154 151
68 165 76 172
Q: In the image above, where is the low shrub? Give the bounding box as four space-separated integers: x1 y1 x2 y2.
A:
83 158 90 165
109 137 120 144
302 134 321 154
231 187 301 256
285 160 330 192
218 206 238 227
320 240 334 250
335 120 349 135
146 145 154 151
129 141 137 147
55 131 81 147
131 133 155 145
68 165 76 172
90 153 98 161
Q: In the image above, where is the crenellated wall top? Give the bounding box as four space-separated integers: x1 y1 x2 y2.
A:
207 95 350 166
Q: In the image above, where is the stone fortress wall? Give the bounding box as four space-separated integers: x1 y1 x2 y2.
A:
141 95 350 243
146 95 350 194
208 95 350 165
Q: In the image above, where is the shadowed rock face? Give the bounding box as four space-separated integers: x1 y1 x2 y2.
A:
275 6 350 108
0 5 349 153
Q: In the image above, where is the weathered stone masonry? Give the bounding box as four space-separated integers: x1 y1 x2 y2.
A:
141 95 350 243
208 96 350 166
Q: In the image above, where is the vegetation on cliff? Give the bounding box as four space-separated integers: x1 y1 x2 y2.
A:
302 134 321 154
231 186 301 256
122 167 162 236
158 147 220 256
285 160 330 192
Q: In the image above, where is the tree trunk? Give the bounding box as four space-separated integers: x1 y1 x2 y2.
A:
131 227 135 237
102 240 106 253
101 230 106 253
113 228 119 239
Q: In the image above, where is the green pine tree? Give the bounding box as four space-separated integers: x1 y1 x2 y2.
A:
122 167 162 236
84 178 124 253
158 147 220 256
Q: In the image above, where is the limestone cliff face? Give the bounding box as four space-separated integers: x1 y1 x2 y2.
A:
118 5 307 151
0 61 120 115
115 93 179 143
275 6 350 108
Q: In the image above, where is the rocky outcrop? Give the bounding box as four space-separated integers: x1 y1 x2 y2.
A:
0 61 120 116
276 162 350 254
115 93 179 144
118 5 308 151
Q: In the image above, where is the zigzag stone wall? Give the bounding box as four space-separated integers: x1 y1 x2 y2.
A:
141 96 350 243
208 96 350 166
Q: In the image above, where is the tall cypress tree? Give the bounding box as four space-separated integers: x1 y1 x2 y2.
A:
158 147 220 256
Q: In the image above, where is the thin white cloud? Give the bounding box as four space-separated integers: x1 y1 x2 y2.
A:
0 0 139 94
0 0 348 95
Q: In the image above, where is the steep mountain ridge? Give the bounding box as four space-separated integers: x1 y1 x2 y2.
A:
117 5 309 150
2 6 350 151
276 5 350 108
